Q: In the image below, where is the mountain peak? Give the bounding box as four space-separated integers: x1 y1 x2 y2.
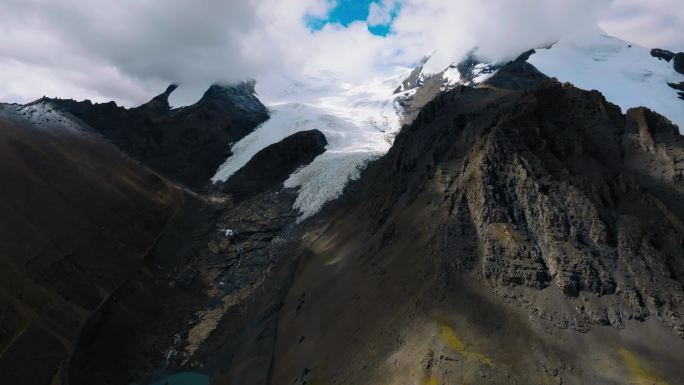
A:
202 80 257 100
393 54 433 94
138 84 178 111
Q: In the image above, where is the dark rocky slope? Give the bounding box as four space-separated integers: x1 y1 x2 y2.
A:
398 51 540 124
674 52 684 74
223 129 327 200
66 130 327 385
48 82 268 188
651 48 684 99
0 88 316 385
0 105 184 385
264 70 684 384
651 48 676 62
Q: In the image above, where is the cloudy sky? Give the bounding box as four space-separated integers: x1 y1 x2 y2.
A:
0 0 682 107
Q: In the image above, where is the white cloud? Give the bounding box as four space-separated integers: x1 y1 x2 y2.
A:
0 0 273 105
0 0 681 107
600 0 684 51
386 0 613 73
368 0 398 26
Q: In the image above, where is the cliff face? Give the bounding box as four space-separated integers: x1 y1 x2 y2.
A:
267 72 684 384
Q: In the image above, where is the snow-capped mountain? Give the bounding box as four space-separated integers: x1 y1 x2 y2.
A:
4 100 83 134
409 34 684 129
209 32 683 221
211 69 415 218
529 33 684 129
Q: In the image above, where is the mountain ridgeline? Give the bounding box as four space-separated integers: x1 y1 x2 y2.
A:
47 81 269 188
0 44 683 385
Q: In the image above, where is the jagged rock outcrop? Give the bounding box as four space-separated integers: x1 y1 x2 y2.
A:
138 83 178 111
453 52 501 85
484 50 546 90
674 52 684 74
222 130 327 201
48 81 269 188
651 48 676 62
388 81 684 334
67 158 304 385
399 51 514 124
659 52 684 99
393 55 431 94
653 48 684 75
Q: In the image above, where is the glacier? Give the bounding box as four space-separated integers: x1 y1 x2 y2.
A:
212 69 413 219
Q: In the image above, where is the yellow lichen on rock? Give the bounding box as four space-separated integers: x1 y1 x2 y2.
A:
618 348 670 385
438 321 493 366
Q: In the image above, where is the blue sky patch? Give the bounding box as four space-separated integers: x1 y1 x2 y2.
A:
306 0 398 36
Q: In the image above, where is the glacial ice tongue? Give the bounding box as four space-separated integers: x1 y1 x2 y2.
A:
212 68 412 219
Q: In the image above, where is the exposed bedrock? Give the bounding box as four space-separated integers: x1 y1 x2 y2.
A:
222 129 327 201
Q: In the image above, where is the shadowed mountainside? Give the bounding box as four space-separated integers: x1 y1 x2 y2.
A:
265 69 684 384
0 105 184 385
47 82 269 189
0 84 328 385
66 130 329 385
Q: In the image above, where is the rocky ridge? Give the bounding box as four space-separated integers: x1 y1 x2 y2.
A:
46 81 269 189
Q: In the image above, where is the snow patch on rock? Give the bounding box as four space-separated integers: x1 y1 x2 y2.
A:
9 101 82 133
529 33 684 130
